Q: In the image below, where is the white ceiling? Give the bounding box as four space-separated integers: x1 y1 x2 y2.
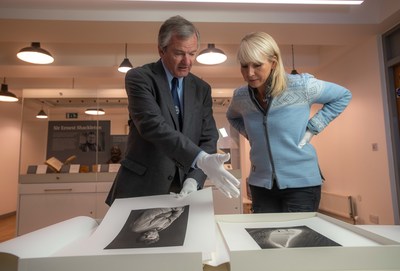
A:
0 0 399 94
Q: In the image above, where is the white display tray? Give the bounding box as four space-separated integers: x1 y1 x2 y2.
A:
0 188 216 271
0 251 202 271
215 212 400 271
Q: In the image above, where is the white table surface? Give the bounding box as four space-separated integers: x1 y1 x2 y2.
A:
357 225 400 242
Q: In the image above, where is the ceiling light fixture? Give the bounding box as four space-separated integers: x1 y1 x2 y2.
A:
0 78 19 102
127 0 363 5
118 43 133 73
290 44 299 75
85 108 106 116
196 44 227 65
17 42 54 64
36 109 48 119
36 102 48 119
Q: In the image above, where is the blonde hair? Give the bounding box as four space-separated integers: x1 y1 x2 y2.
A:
237 32 287 97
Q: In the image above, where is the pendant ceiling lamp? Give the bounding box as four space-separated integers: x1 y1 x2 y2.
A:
118 43 133 73
36 109 48 119
0 78 19 102
85 99 106 116
36 102 48 119
290 44 299 75
17 42 54 64
85 108 105 116
196 44 227 65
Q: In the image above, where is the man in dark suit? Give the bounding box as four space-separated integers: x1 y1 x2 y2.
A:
106 16 239 206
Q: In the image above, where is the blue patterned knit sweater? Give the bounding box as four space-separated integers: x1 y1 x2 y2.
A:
226 73 352 189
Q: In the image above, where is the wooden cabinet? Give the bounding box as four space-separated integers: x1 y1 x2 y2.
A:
95 182 113 219
204 169 243 215
210 186 242 214
17 173 115 235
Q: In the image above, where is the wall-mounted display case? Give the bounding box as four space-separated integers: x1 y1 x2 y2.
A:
19 88 129 175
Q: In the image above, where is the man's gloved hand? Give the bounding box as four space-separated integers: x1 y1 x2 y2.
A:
178 178 198 197
196 151 240 198
298 129 314 148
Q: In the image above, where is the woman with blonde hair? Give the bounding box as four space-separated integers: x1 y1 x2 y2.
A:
227 32 352 213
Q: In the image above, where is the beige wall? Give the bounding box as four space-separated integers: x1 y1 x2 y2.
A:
0 100 21 215
314 35 395 224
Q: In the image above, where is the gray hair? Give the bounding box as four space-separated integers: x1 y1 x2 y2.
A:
158 15 200 51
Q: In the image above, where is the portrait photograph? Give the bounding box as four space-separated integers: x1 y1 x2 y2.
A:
105 205 190 249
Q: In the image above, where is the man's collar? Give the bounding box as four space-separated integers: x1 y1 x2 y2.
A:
161 60 183 87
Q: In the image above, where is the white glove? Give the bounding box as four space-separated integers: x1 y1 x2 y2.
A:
298 130 314 148
196 151 240 198
178 178 198 197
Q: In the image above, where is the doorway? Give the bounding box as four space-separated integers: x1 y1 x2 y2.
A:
382 23 400 223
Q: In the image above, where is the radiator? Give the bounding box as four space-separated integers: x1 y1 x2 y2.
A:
319 191 357 224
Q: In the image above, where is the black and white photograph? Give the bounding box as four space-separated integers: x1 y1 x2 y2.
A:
246 225 341 249
79 131 104 152
105 205 190 249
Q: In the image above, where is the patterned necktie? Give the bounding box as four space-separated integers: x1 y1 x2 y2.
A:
171 77 183 128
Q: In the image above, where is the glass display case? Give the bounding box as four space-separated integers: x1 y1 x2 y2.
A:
17 88 129 235
19 88 129 176
17 88 242 235
19 89 240 175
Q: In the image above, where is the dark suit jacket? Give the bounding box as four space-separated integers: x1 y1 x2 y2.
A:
106 60 218 205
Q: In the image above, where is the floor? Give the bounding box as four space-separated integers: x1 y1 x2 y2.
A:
0 213 17 243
